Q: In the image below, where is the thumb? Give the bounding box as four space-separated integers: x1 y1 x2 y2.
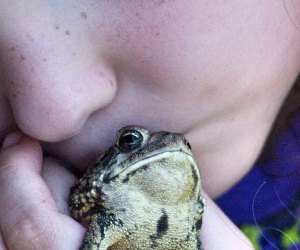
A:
0 132 84 250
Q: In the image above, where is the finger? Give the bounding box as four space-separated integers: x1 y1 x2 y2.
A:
201 193 254 249
0 233 7 250
41 157 78 215
0 133 85 250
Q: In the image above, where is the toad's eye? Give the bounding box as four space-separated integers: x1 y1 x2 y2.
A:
117 130 143 151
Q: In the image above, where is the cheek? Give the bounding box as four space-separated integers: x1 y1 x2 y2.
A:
108 3 191 78
103 1 206 96
67 2 185 77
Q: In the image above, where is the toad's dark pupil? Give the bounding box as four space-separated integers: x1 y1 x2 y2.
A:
118 131 143 150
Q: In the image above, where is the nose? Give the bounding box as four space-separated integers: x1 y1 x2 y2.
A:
0 6 119 142
7 58 118 142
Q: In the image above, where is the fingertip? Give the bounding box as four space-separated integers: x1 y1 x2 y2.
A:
0 233 7 250
1 131 24 149
1 131 41 153
0 132 43 173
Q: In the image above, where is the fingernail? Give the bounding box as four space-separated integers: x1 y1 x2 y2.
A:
2 132 23 149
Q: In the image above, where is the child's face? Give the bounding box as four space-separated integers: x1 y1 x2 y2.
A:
0 1 299 168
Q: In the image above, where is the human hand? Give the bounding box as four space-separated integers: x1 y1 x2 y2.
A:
0 132 85 250
200 193 255 249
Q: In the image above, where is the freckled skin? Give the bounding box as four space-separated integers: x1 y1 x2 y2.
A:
69 126 205 250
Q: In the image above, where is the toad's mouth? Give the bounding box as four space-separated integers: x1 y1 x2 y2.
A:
103 150 196 182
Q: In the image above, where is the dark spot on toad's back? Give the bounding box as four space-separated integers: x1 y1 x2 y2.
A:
97 213 124 240
196 218 202 231
156 209 169 238
190 163 199 195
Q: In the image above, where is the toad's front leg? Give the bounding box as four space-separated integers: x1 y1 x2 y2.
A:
80 214 129 250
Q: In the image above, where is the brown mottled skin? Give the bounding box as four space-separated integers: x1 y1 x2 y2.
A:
69 126 205 250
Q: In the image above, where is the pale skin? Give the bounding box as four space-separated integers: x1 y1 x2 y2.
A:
0 0 300 249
